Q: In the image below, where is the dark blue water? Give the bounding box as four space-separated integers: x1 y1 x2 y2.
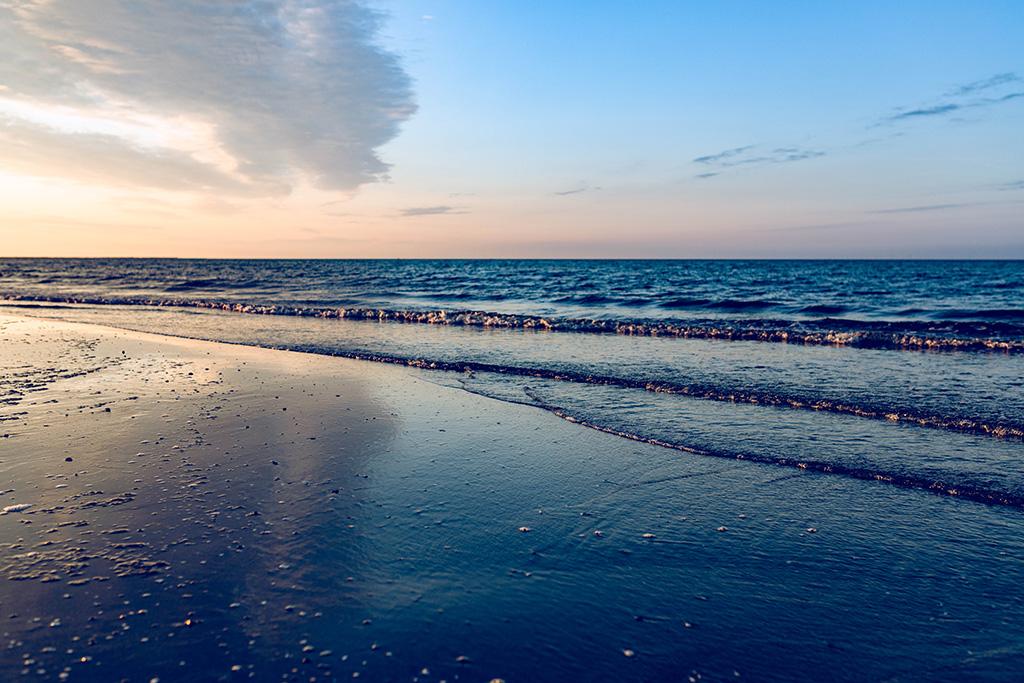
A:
3 258 1024 507
2 259 1024 348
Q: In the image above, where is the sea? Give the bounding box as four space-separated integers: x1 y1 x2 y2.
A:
2 258 1023 507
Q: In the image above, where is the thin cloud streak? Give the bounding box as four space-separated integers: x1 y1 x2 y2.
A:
553 184 601 196
948 72 1021 96
869 203 972 214
400 205 466 217
693 145 755 165
868 200 1024 214
691 145 825 178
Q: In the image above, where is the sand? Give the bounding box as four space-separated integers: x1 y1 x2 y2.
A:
0 313 1022 682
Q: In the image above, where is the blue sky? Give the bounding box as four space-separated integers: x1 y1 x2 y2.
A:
0 0 1021 257
363 0 1024 256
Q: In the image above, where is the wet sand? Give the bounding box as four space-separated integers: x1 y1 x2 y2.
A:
0 314 1022 682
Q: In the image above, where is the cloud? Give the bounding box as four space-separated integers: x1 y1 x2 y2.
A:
767 221 864 233
0 119 278 194
869 203 972 214
998 180 1024 191
881 72 1022 124
693 145 755 165
553 184 601 196
400 205 466 217
948 72 1021 96
867 200 1024 214
691 145 825 176
888 103 961 120
0 1 416 194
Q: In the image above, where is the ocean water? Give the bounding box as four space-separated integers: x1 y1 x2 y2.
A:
2 258 1023 506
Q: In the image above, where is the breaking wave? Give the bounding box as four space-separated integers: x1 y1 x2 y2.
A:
2 293 1022 353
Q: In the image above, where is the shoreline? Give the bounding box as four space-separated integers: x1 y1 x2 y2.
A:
1 314 1022 681
5 294 1024 353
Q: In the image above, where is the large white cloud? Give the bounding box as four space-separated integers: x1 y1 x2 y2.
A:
0 0 416 194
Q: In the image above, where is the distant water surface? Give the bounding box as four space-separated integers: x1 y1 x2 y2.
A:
0 258 1021 322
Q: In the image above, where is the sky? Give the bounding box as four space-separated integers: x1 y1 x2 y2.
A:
0 0 1022 258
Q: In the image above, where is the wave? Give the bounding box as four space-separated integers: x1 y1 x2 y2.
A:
797 304 850 315
444 377 1024 509
408 291 510 302
553 293 620 305
164 278 265 292
658 297 781 311
536 402 1024 509
704 298 779 311
3 293 1024 353
934 308 1024 322
659 297 713 309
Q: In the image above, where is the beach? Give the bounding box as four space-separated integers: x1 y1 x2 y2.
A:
2 0 1021 678
1 312 1022 682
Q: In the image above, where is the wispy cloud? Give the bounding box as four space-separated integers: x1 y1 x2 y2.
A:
693 145 755 165
553 183 601 196
867 200 1024 214
691 145 825 177
400 205 466 217
948 72 1021 96
998 180 1024 191
869 203 972 214
0 1 416 194
888 103 961 121
881 72 1022 124
767 221 864 233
